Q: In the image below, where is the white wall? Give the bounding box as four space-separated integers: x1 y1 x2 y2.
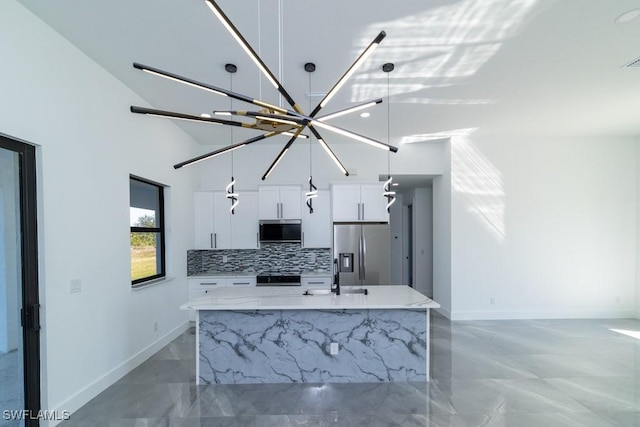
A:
432 139 452 317
450 135 637 320
1 1 200 419
637 138 640 319
196 138 444 190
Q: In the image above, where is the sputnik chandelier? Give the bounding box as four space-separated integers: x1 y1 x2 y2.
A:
129 0 399 179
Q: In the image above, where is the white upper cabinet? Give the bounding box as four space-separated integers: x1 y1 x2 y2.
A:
359 184 389 222
302 189 331 248
331 183 389 222
258 185 302 219
194 190 259 249
212 192 232 249
230 191 259 249
331 184 361 222
194 192 215 249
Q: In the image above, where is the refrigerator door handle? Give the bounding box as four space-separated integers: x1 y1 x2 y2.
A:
361 233 366 281
358 234 364 281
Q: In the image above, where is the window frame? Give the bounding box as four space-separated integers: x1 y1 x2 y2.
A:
130 175 166 287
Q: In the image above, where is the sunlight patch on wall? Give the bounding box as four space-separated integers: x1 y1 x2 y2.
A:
400 128 477 145
351 0 538 101
451 135 505 241
610 329 640 340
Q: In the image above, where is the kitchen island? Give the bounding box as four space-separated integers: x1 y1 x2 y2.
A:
180 285 440 385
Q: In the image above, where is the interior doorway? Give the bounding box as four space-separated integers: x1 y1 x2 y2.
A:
0 134 40 426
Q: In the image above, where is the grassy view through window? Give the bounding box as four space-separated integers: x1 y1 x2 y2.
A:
130 176 165 285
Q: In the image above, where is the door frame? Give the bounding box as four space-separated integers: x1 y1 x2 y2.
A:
0 134 40 422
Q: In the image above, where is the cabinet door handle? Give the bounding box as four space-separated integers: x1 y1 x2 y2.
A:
232 282 251 285
210 233 214 248
214 233 217 248
362 203 365 220
307 281 324 285
302 232 305 247
201 282 218 286
256 232 259 247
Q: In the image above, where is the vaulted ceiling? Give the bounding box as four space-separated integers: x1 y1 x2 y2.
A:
17 0 640 150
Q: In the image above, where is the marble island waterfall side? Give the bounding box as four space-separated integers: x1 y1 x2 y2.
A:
182 286 440 385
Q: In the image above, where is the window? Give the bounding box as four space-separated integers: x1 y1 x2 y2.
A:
130 176 166 286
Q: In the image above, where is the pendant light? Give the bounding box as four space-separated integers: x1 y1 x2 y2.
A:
382 62 396 213
304 63 318 213
225 63 239 214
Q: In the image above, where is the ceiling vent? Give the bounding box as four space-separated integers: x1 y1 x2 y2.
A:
623 57 640 68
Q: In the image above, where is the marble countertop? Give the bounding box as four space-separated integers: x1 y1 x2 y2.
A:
180 285 440 311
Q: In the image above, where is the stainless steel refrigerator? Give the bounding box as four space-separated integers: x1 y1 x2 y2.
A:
333 223 390 286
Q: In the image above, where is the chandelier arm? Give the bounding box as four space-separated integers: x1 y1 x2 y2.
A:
310 119 398 152
133 62 296 116
174 131 278 169
130 106 250 127
260 127 306 180
204 0 303 114
310 31 386 117
307 125 349 176
316 98 383 122
220 110 306 126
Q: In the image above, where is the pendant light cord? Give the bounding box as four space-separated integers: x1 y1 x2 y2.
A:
308 70 312 177
229 72 234 177
387 71 391 179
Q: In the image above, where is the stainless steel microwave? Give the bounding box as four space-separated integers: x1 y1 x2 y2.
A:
259 219 302 242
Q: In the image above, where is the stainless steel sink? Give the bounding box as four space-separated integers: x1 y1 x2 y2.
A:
303 289 332 295
303 288 368 296
344 288 368 295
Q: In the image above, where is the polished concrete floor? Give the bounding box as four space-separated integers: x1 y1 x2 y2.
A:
0 349 22 427
59 313 640 426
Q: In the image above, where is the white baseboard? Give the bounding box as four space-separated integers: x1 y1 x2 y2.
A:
450 308 637 321
434 306 452 319
45 321 190 427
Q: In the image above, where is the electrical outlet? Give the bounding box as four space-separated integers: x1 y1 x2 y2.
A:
153 321 158 332
330 342 339 355
70 279 82 294
222 255 228 263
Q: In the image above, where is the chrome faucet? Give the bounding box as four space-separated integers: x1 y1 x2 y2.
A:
332 258 340 295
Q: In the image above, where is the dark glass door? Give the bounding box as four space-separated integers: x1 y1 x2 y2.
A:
0 135 40 426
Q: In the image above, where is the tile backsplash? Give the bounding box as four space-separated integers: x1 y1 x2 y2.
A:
187 243 332 275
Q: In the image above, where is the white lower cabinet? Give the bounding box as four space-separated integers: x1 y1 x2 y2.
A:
187 276 256 320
